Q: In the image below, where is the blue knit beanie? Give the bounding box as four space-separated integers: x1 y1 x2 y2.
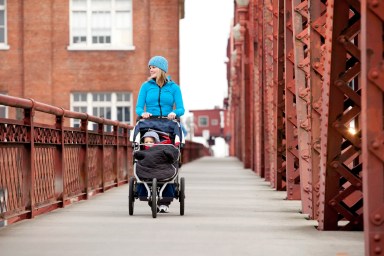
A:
148 56 168 73
142 131 160 143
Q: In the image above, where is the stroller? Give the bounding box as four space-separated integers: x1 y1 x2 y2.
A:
128 117 186 218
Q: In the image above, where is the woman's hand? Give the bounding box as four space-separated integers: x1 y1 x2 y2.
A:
141 112 152 119
167 112 176 120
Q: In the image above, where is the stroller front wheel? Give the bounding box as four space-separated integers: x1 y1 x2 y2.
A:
179 177 185 216
151 178 158 218
128 177 136 215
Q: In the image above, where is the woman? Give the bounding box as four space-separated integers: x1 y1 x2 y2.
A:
136 55 185 120
135 56 185 213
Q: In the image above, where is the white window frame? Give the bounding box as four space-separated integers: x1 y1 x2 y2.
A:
198 116 209 127
70 92 133 130
0 0 9 50
68 0 135 51
0 92 8 118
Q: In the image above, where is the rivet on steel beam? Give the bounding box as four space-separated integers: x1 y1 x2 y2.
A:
331 162 339 168
374 214 382 222
330 200 336 206
338 36 346 44
372 140 380 149
375 246 382 254
370 70 379 79
335 80 345 87
371 0 379 8
356 182 362 188
374 234 381 242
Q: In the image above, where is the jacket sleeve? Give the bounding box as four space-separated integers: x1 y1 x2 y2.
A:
173 85 185 117
135 83 147 116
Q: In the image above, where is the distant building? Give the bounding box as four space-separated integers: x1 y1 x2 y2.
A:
189 108 224 140
0 0 185 126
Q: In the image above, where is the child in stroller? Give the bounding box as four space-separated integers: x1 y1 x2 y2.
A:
129 118 185 218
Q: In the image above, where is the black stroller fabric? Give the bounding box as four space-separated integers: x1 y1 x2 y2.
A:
134 145 179 180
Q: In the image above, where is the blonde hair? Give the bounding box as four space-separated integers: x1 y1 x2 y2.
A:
149 68 167 86
156 70 167 86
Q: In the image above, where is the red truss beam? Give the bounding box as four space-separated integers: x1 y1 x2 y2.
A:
285 0 301 200
274 0 287 191
318 0 363 231
362 0 384 254
263 2 275 182
255 0 265 177
309 0 326 222
292 0 313 217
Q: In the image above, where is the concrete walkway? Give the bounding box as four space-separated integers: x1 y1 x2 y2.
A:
0 157 364 256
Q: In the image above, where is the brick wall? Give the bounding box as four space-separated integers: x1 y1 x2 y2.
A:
0 0 181 124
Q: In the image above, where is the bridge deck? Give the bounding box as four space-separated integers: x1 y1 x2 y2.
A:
0 157 363 256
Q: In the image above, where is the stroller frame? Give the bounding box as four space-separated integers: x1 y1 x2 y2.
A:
128 117 185 218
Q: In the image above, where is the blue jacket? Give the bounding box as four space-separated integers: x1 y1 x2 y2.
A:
136 79 185 117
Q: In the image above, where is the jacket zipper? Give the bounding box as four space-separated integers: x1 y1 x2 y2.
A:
158 85 162 117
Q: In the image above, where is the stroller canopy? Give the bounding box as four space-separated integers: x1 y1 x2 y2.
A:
131 118 184 144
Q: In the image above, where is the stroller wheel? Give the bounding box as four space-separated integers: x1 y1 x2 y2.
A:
151 178 157 218
179 177 185 216
128 177 136 215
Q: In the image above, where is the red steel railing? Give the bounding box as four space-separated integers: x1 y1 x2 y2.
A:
0 94 210 226
0 94 133 225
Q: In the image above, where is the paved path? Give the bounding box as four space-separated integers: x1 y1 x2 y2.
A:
0 157 364 256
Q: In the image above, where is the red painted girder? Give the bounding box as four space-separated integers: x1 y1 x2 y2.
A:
309 0 327 221
284 0 301 200
318 0 363 231
275 0 287 191
263 3 275 182
293 0 312 216
362 1 384 254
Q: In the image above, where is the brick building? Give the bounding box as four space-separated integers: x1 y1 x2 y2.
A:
0 0 184 126
189 108 224 139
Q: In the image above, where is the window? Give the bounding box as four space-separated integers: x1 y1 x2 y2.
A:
70 92 132 131
69 0 134 50
198 116 208 127
0 92 7 118
211 119 218 126
0 0 9 50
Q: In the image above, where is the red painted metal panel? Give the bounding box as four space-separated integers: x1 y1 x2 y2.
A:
264 1 275 182
309 0 326 221
292 0 313 216
318 0 363 231
362 1 384 254
275 0 287 191
254 0 265 177
285 0 301 200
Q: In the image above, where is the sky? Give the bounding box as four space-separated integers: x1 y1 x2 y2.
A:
180 0 234 114
179 1 234 156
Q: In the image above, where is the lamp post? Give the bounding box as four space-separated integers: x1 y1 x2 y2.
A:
235 0 249 27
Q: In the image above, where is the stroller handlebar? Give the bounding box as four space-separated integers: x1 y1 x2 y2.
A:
137 116 180 122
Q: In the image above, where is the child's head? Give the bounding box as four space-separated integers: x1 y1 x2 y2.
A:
142 131 160 146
